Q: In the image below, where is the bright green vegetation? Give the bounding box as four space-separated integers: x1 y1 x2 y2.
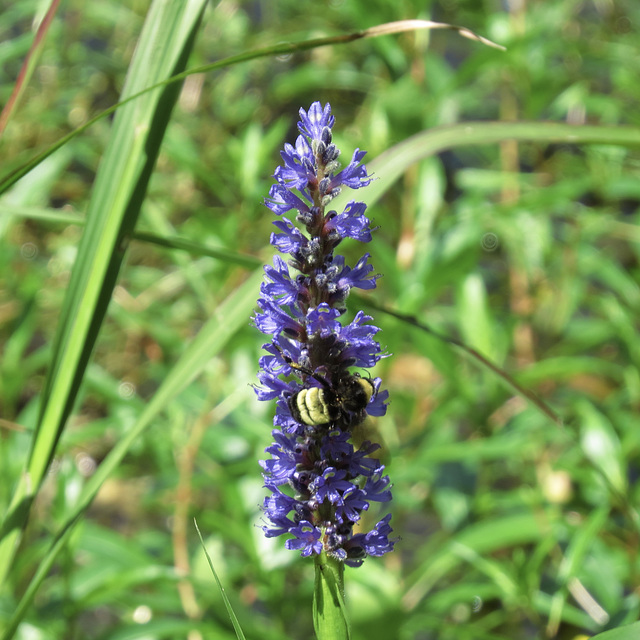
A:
1 1 639 639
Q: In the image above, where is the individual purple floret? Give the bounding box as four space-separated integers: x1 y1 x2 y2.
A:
254 102 395 567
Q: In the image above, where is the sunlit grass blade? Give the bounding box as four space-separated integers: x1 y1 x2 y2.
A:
0 19 502 194
0 205 262 267
0 0 61 137
341 121 640 427
359 18 505 50
132 231 262 268
333 121 640 213
547 507 610 636
194 519 247 640
0 0 208 592
1 268 262 640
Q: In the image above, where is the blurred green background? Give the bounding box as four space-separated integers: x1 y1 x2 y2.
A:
1 0 640 639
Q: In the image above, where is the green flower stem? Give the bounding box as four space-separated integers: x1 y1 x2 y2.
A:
313 552 351 640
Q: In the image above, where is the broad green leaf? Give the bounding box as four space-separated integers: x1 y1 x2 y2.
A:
457 273 497 362
579 402 626 495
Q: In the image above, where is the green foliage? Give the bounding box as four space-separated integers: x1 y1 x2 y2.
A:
1 0 640 639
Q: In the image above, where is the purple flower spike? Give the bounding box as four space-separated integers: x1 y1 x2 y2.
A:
254 102 395 565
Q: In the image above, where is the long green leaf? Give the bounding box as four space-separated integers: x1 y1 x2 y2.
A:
547 507 610 635
332 121 640 213
194 519 247 640
0 205 263 268
0 0 208 596
1 268 263 640
0 0 61 137
0 19 503 194
343 121 640 426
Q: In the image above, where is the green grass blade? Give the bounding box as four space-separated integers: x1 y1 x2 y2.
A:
0 0 208 592
1 268 262 640
0 19 502 194
0 205 262 267
343 121 640 426
131 231 262 268
0 0 61 137
194 519 247 640
589 622 640 640
333 121 640 213
547 507 610 635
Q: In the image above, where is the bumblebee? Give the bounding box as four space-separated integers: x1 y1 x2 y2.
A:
289 372 376 427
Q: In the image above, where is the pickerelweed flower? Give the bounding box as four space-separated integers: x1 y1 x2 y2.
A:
254 102 395 567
